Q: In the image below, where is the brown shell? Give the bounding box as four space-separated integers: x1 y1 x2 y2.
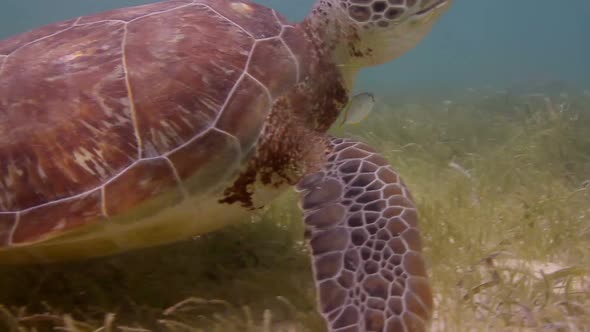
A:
0 0 303 246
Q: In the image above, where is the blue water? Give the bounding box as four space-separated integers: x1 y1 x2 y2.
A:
1 0 589 94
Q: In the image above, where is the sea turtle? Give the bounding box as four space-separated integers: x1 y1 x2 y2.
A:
0 0 451 331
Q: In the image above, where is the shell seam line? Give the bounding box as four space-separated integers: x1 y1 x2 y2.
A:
212 36 258 127
120 24 143 159
163 156 189 199
0 17 81 77
126 3 197 24
278 27 301 84
271 10 300 83
74 19 127 27
7 213 20 246
100 187 109 218
244 72 272 105
199 4 254 39
0 55 6 78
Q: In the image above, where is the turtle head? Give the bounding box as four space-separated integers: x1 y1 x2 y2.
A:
305 0 452 84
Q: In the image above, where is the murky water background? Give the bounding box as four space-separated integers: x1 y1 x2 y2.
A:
1 0 589 94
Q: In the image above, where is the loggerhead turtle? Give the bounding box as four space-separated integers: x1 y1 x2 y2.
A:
0 0 451 331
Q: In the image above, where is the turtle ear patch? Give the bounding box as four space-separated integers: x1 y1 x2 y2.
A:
298 137 433 332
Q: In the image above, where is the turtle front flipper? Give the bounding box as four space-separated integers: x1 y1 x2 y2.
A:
297 138 433 332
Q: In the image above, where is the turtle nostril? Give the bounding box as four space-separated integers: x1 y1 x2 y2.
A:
372 1 387 13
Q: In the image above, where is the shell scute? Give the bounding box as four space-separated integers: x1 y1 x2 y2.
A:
280 26 314 81
125 5 253 157
0 18 77 56
247 38 298 98
216 75 271 151
167 129 241 195
12 190 105 245
0 0 294 252
0 21 137 212
104 158 184 217
199 0 282 39
77 0 195 24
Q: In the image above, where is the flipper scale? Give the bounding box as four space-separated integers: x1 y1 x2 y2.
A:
298 137 433 332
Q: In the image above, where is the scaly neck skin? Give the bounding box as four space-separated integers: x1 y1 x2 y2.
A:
300 2 362 91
